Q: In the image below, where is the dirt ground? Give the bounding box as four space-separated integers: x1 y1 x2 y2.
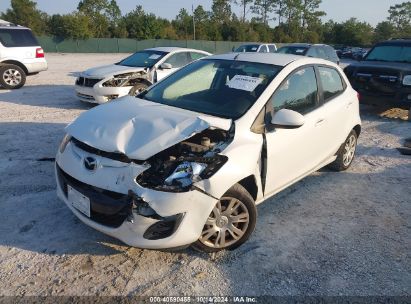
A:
0 54 410 297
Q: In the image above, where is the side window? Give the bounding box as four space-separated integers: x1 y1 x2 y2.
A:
318 66 345 101
164 52 191 68
316 47 328 60
268 45 276 53
306 47 318 58
270 67 318 114
326 47 339 62
258 45 268 53
190 52 207 61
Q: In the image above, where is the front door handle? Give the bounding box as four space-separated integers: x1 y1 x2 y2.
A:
315 119 325 127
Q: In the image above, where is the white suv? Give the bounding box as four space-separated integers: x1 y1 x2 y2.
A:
56 53 361 252
0 21 48 89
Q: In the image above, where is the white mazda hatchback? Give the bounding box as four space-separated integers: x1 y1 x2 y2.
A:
56 53 361 252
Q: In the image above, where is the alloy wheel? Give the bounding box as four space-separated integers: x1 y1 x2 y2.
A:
199 197 250 249
3 69 22 87
343 134 356 167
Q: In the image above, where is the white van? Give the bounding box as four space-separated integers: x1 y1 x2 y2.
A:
0 20 48 89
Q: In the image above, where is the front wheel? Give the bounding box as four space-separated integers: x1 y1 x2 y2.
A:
0 64 26 89
129 82 148 96
192 184 257 253
328 130 358 171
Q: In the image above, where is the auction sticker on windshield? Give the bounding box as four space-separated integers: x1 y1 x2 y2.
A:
149 54 161 60
227 75 263 92
68 186 91 218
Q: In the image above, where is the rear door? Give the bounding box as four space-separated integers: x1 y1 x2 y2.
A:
0 28 39 60
316 65 352 155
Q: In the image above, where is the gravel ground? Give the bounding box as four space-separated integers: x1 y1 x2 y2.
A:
0 54 410 297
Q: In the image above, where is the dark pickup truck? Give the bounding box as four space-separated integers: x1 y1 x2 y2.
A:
344 39 411 116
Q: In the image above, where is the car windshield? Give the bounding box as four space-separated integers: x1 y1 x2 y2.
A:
365 45 411 63
140 59 282 119
118 50 167 68
277 46 309 56
235 44 260 52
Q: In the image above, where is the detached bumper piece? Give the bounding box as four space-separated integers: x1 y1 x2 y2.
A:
56 165 184 240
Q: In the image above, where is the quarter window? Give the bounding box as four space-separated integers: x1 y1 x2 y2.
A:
270 67 318 114
318 67 345 101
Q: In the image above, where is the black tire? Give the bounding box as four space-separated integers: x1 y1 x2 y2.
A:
129 82 148 96
0 64 26 89
192 183 257 253
328 130 358 171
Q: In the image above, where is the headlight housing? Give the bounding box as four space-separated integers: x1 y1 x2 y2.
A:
403 75 411 86
59 134 72 154
136 155 228 193
102 73 134 87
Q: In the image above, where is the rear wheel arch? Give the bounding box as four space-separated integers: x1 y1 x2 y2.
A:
0 60 28 75
353 124 361 137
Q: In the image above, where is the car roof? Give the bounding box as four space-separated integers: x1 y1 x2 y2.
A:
204 52 327 67
146 47 210 53
0 25 31 30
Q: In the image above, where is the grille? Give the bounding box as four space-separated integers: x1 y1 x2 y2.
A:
71 137 145 164
76 77 103 87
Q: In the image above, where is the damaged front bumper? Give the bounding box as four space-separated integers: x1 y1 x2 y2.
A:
55 141 218 249
75 84 132 104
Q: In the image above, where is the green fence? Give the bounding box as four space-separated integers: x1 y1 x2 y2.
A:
37 37 277 54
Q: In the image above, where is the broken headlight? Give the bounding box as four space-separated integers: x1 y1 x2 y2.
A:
59 134 72 153
136 155 228 192
102 73 133 87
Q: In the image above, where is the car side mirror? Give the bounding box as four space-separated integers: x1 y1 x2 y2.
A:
271 109 305 129
160 63 172 70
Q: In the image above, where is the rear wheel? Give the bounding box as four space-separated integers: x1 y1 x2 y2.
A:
0 64 26 89
328 130 358 171
192 184 257 253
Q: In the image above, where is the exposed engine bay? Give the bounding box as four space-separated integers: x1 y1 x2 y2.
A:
136 127 234 192
102 69 153 88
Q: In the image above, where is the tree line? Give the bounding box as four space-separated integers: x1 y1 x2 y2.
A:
1 0 411 46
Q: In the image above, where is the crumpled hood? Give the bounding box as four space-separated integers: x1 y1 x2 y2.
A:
81 64 146 78
66 97 232 160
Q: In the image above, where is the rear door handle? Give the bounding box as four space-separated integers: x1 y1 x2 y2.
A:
315 119 325 127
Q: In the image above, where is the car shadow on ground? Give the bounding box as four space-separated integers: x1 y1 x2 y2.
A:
0 85 94 110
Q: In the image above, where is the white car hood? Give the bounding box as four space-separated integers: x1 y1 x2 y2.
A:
66 97 232 160
81 64 146 78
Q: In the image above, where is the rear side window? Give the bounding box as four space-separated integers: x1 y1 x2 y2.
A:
0 29 39 47
318 67 345 101
270 67 318 114
325 46 338 61
316 47 328 60
268 45 276 53
258 45 268 53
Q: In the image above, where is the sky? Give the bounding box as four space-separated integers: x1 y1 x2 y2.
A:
0 0 406 26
